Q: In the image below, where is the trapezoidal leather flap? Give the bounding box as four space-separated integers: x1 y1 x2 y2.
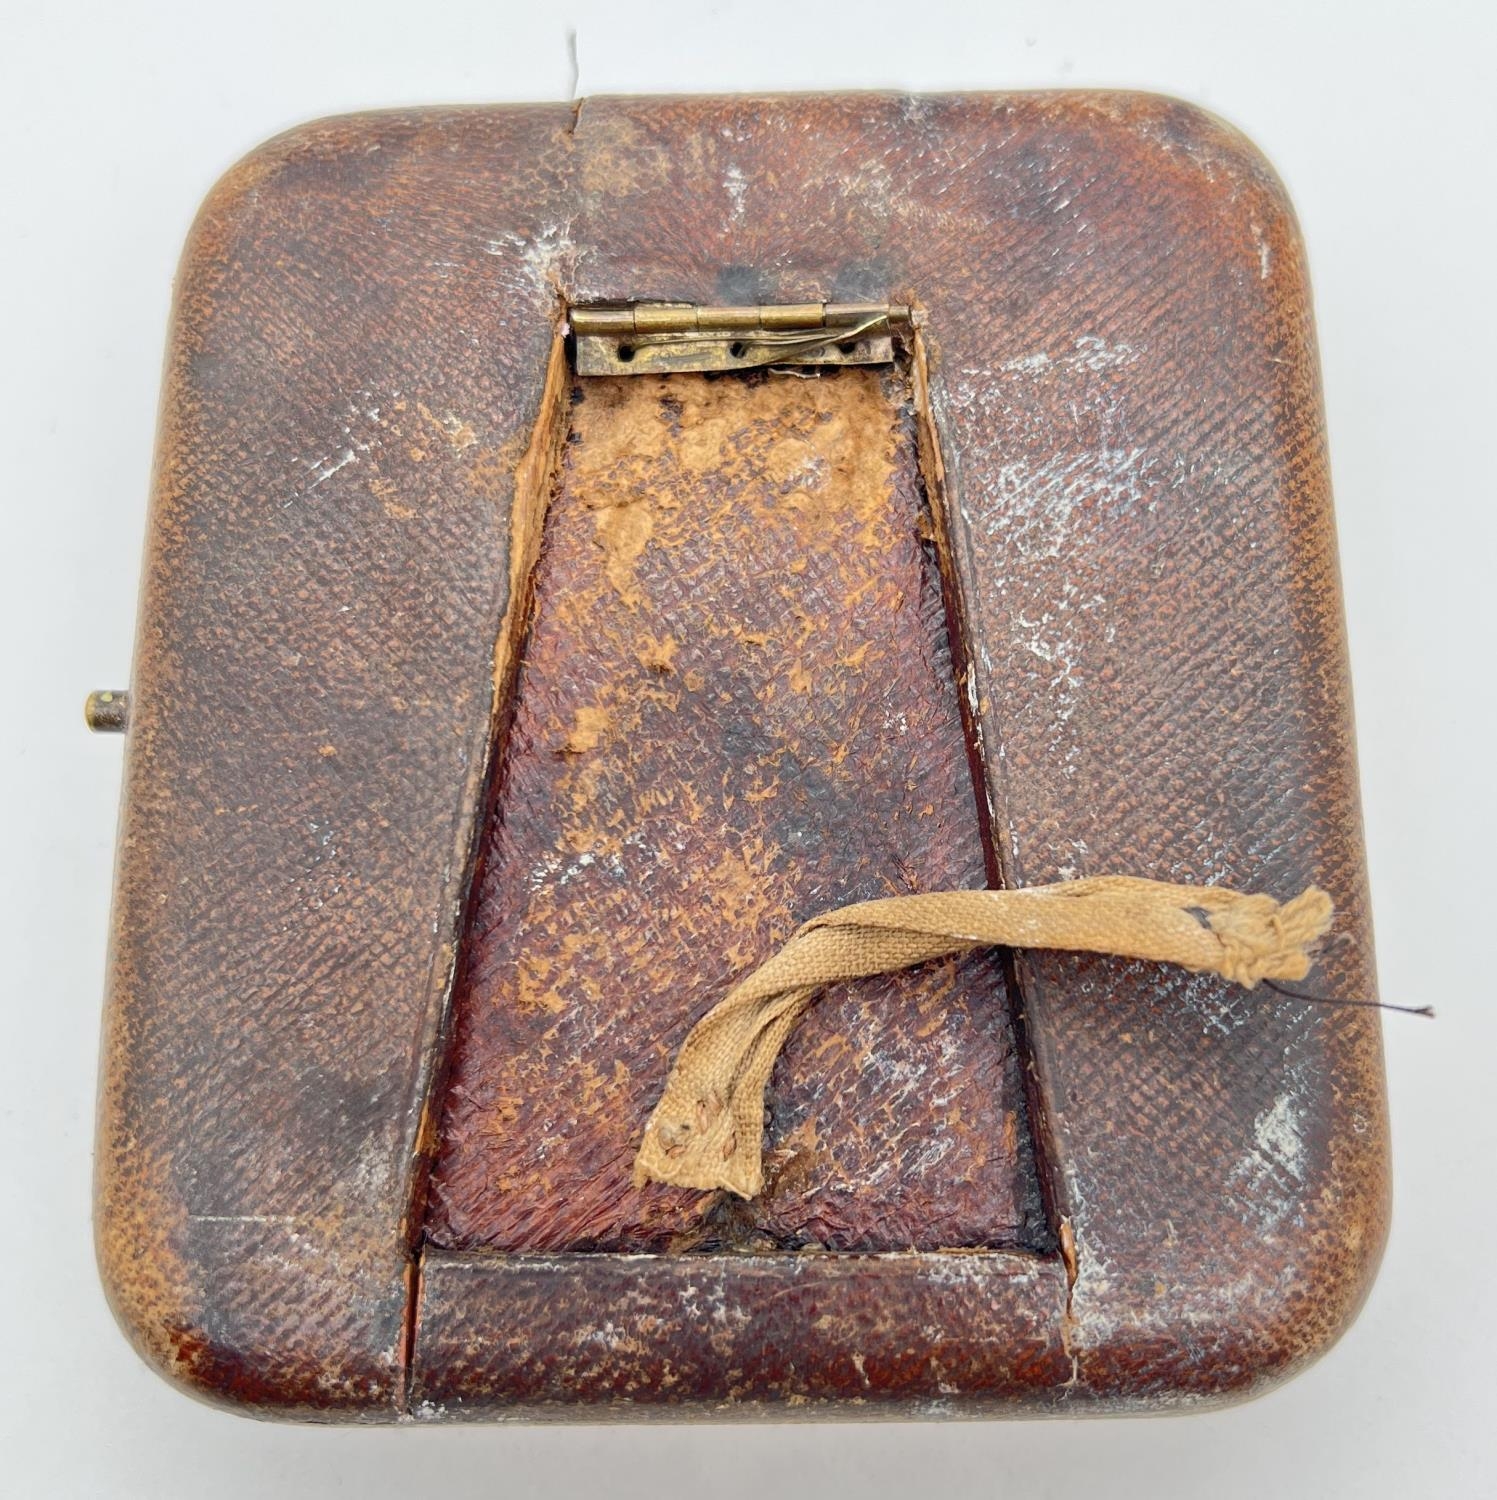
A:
424 362 1050 1255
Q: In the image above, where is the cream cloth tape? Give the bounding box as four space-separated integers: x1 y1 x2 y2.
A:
632 876 1332 1198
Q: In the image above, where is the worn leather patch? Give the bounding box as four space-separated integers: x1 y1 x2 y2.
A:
426 367 1048 1254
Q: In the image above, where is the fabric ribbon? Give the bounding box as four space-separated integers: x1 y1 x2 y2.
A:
632 876 1332 1198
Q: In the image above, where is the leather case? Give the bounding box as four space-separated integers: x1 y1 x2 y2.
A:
93 91 1389 1420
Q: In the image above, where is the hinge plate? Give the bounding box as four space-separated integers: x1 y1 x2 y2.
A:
571 302 912 376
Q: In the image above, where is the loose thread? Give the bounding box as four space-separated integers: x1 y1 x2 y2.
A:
1260 978 1435 1018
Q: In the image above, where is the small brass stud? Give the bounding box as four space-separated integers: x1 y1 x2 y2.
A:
85 690 130 733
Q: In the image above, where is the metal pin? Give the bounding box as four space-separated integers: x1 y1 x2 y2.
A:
85 690 130 733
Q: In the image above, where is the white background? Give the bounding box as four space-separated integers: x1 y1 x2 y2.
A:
3 2 1493 1495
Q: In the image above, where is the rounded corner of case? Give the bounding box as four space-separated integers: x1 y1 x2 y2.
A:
1120 92 1303 225
94 1201 400 1423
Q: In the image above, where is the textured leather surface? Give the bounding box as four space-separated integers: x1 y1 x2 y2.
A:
96 91 1387 1419
411 1248 1072 1418
95 106 576 1415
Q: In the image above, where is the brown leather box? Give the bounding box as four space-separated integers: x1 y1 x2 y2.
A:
92 90 1388 1420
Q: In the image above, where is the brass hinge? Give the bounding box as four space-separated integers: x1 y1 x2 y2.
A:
571 301 914 376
